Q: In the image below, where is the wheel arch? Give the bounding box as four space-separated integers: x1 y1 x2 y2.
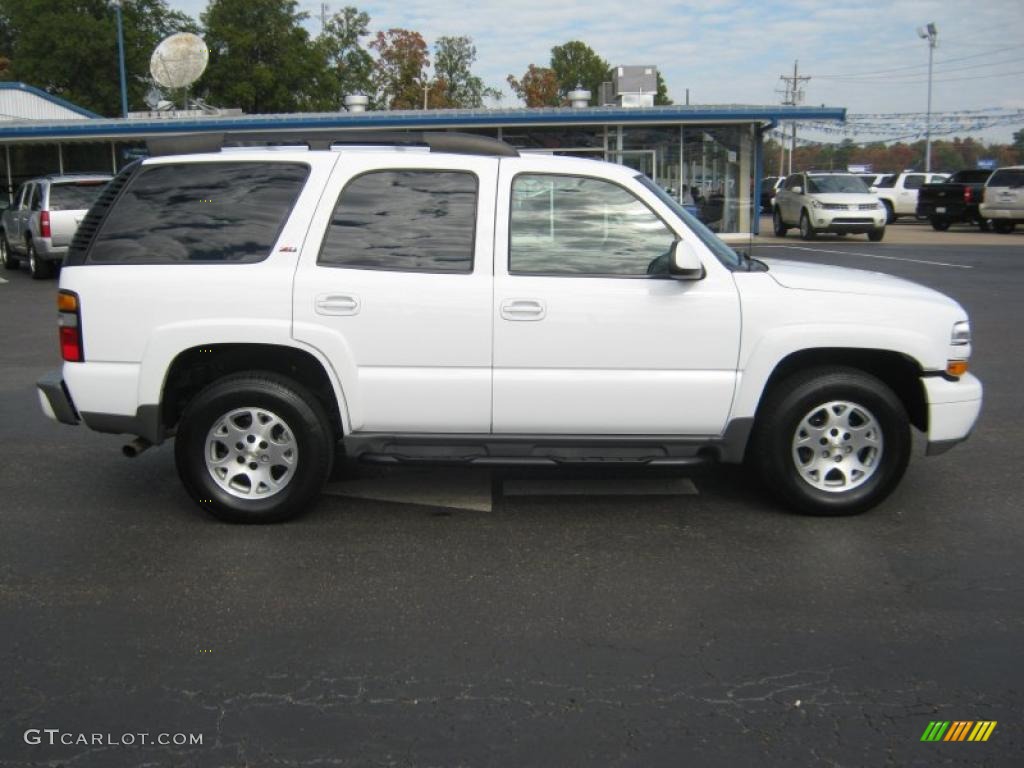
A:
160 343 349 441
754 348 927 434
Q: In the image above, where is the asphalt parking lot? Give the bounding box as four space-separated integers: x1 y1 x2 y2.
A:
1 223 1022 766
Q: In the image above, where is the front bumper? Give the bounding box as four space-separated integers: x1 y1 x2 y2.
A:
922 372 983 456
811 210 886 233
37 370 80 425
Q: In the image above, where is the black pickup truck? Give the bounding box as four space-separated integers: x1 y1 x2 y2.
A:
916 169 993 231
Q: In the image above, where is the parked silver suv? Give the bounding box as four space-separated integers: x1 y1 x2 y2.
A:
1 173 112 278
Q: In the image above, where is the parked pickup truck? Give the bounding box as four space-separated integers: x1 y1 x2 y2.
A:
916 170 993 231
874 171 949 223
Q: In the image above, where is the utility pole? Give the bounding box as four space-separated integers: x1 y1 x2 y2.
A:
777 60 811 175
320 2 329 32
918 23 938 172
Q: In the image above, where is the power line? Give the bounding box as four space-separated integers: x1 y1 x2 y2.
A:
813 45 1018 78
817 55 1024 83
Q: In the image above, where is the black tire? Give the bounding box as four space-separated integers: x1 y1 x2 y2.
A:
867 227 885 242
174 372 335 523
930 216 950 231
27 241 54 280
772 207 787 237
799 210 817 240
882 200 896 224
977 218 991 232
993 220 1016 234
0 233 18 270
749 367 910 516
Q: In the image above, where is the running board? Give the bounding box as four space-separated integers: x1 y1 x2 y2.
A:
345 432 723 468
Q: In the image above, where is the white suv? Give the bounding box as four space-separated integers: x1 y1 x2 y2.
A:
978 165 1024 234
773 172 887 241
37 132 982 522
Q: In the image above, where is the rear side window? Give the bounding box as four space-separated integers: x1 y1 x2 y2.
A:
988 169 1024 187
48 182 108 211
88 162 308 264
318 170 478 273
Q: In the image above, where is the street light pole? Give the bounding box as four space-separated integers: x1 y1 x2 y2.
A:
113 0 128 118
918 22 937 173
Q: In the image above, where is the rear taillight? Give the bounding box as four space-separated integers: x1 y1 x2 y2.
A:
40 210 51 238
58 290 83 362
964 187 973 204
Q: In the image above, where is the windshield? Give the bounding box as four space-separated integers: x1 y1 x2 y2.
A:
49 181 108 211
807 175 869 194
637 175 743 270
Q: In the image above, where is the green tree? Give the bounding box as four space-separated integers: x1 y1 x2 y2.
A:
201 0 335 113
549 40 608 103
0 0 196 115
370 28 429 109
654 72 671 105
318 6 374 105
506 64 559 107
433 35 497 108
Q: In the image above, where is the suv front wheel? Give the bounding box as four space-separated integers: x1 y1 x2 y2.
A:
750 367 910 516
1 234 18 270
772 208 787 237
799 210 817 240
174 372 335 523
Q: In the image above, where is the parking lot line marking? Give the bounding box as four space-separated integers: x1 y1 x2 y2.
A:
502 476 698 496
0 276 7 284
756 244 973 269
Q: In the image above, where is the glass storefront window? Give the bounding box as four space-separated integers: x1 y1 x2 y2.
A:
501 126 605 151
680 126 754 233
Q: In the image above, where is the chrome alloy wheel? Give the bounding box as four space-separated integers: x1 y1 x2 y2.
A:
204 407 298 499
791 400 883 492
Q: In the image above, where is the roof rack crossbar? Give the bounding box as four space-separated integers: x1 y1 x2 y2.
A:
145 130 519 158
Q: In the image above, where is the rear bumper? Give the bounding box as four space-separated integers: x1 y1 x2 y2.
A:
917 203 973 219
922 373 983 456
978 206 1023 221
33 238 68 261
37 370 80 425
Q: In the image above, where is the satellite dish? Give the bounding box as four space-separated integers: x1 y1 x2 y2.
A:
144 85 164 110
150 33 209 89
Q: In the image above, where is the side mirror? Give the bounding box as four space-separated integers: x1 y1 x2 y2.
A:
791 185 803 195
669 240 705 281
869 186 878 193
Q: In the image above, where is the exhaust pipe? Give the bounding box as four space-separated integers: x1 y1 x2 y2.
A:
122 436 152 458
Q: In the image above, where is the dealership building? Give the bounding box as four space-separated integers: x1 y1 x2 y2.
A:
0 80 844 235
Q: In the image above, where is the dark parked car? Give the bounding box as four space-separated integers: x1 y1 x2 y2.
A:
760 176 783 213
916 169 993 231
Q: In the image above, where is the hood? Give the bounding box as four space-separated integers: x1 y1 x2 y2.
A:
761 258 956 304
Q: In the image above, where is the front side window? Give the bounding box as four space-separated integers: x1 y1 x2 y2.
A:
904 174 926 190
877 175 897 188
785 174 803 190
319 170 478 273
509 174 676 277
89 162 308 264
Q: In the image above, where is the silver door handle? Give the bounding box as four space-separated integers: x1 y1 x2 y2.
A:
315 294 360 316
501 299 546 321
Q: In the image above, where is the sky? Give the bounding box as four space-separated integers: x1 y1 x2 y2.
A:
167 0 1024 143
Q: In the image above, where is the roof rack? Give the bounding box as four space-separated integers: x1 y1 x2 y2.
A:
146 130 519 158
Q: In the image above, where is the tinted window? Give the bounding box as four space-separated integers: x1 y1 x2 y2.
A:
949 170 991 183
877 175 897 188
89 162 308 264
319 170 477 273
510 174 676 276
48 181 108 211
904 174 926 190
784 175 802 190
988 169 1024 187
27 185 39 210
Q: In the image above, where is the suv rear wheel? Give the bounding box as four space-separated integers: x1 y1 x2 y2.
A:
27 241 54 280
0 234 18 270
750 367 910 516
993 220 1016 234
174 372 334 523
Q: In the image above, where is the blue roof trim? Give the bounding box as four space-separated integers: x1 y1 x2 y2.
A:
0 82 101 119
0 104 845 141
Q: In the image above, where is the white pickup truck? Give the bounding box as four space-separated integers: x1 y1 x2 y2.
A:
874 171 949 222
37 132 982 523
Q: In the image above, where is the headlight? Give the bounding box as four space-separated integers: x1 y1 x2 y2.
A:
810 199 822 209
951 320 971 346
